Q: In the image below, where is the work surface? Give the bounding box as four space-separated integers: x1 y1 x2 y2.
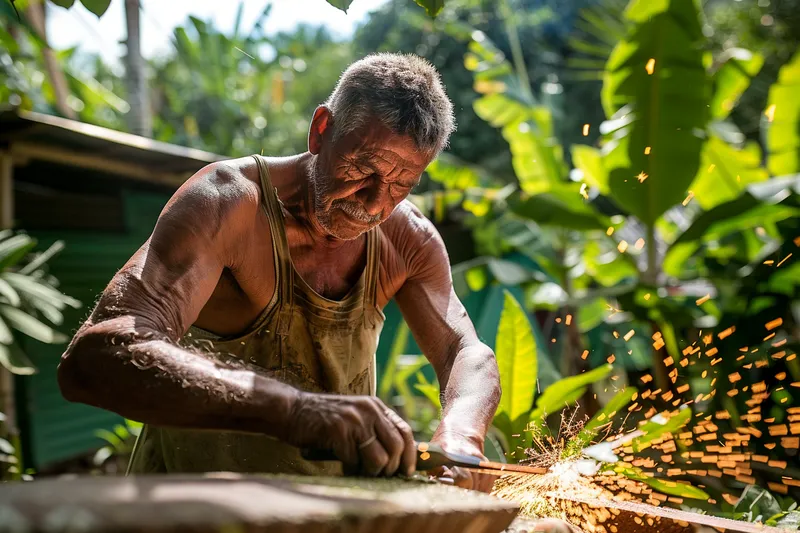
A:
0 473 518 533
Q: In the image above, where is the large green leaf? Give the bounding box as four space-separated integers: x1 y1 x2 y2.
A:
509 185 610 230
0 305 67 344
670 177 800 247
79 0 111 17
626 406 692 453
710 48 764 120
601 0 709 225
426 154 486 191
607 464 709 500
494 291 538 440
528 364 613 426
0 342 36 375
572 144 609 194
765 50 800 176
49 0 76 7
690 136 769 210
467 36 565 192
567 387 637 456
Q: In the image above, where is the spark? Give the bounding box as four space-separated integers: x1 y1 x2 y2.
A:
606 226 615 236
636 171 648 183
618 240 629 253
682 191 695 206
624 330 635 341
777 253 792 267
581 350 589 360
580 182 589 199
565 315 572 326
765 318 783 331
582 124 590 136
634 238 645 250
644 293 651 301
645 58 656 74
696 294 710 306
765 104 776 122
644 146 651 155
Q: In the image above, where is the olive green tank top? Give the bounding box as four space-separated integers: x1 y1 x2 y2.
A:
127 155 385 476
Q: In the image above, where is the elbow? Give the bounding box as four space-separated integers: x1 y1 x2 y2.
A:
58 329 107 405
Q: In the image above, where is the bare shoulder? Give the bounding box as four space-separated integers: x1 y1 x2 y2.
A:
380 200 450 286
158 157 263 242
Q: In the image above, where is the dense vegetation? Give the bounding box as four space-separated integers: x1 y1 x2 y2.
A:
2 0 799 525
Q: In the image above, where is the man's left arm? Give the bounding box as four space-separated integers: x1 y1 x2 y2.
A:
393 210 500 466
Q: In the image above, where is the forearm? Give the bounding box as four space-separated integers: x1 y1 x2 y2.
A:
58 318 300 440
433 343 501 452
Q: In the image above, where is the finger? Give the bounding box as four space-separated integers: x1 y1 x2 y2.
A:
386 409 416 477
358 436 390 477
373 412 403 476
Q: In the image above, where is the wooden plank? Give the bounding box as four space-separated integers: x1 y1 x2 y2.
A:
0 474 519 533
10 142 190 188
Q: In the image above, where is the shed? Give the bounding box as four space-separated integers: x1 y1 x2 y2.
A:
0 109 223 470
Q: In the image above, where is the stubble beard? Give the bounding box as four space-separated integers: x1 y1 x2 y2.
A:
310 160 381 241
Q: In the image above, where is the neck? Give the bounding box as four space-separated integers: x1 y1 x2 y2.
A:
272 153 352 250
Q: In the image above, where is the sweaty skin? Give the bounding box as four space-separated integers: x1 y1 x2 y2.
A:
58 106 500 487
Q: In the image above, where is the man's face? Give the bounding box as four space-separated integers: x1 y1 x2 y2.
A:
310 120 432 241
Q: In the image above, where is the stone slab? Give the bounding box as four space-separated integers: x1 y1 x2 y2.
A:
0 473 519 533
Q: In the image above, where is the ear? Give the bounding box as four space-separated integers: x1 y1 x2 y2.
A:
308 106 332 155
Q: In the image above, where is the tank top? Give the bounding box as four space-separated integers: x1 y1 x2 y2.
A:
127 155 385 475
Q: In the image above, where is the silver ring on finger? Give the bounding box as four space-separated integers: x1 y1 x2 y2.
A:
359 434 378 449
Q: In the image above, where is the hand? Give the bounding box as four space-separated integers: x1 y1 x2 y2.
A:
288 393 416 477
429 433 498 493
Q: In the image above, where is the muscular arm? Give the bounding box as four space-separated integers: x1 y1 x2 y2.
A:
392 204 500 454
58 163 299 438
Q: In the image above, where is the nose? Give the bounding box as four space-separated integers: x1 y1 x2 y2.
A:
357 180 388 217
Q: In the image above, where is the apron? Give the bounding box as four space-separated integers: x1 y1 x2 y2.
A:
127 155 385 476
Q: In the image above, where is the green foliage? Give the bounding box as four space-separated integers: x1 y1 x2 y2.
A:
710 48 764 121
565 386 636 457
605 463 710 500
0 232 80 375
493 291 537 442
691 136 769 210
602 0 709 225
93 419 142 472
527 364 613 429
48 0 111 17
765 50 800 176
626 406 692 453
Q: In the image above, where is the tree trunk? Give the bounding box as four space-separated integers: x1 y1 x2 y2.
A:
25 0 75 119
124 0 152 137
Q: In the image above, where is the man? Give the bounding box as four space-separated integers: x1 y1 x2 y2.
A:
58 53 497 486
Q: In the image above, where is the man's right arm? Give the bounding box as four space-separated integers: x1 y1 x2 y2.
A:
57 162 299 436
57 162 415 476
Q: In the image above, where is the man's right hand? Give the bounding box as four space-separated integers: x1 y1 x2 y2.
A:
288 393 417 477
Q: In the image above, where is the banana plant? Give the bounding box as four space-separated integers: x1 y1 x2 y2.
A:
0 231 80 375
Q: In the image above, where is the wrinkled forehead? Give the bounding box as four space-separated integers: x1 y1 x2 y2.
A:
332 121 433 176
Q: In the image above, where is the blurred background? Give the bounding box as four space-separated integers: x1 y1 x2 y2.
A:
1 0 799 522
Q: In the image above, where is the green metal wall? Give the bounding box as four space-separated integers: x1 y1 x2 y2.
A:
17 190 171 468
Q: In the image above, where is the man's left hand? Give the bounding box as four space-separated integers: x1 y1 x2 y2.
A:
428 434 498 493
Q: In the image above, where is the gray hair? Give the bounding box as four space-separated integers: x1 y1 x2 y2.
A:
324 53 455 155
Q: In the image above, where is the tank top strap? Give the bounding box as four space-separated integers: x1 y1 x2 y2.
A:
252 155 294 335
362 227 382 328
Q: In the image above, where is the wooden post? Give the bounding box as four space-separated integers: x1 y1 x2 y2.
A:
0 151 16 436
